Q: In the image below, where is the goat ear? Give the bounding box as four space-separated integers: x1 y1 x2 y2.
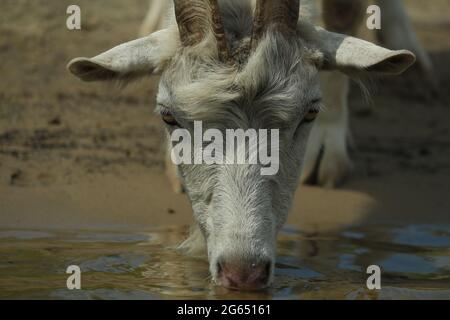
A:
67 28 179 82
301 24 416 76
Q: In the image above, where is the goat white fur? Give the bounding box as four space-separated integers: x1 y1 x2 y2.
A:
68 0 415 289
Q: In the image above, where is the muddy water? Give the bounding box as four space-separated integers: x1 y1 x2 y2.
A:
0 225 449 300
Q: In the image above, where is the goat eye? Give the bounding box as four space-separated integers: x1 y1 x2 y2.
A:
162 113 179 126
303 109 319 123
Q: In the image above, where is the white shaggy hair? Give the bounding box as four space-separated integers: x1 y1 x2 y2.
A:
68 0 415 288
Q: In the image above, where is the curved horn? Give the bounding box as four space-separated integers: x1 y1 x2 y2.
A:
252 0 301 49
174 0 230 62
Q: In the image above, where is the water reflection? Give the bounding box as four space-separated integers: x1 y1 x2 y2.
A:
0 224 449 300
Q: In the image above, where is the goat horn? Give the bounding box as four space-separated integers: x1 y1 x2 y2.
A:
174 0 231 62
252 0 300 50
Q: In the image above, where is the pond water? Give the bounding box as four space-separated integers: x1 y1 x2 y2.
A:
0 224 449 300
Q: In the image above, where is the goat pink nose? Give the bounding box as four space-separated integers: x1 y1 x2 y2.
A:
217 260 271 290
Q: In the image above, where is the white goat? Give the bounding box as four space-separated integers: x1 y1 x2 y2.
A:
68 0 415 290
140 0 432 189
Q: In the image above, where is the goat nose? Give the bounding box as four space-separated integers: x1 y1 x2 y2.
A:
217 259 271 290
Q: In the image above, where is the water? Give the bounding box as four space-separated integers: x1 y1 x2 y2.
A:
0 224 449 300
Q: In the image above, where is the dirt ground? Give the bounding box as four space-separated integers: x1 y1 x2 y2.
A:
0 0 449 233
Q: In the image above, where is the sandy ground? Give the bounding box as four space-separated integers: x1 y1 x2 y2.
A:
0 0 449 233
